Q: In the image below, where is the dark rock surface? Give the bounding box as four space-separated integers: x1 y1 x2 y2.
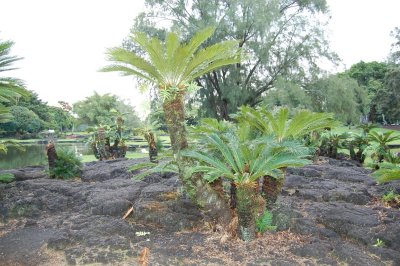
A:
0 156 399 265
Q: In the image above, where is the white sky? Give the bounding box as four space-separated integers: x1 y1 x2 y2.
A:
0 0 399 116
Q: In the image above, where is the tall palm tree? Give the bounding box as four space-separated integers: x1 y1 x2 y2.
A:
101 27 241 223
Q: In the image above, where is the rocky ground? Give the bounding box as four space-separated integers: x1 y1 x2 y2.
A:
0 157 399 265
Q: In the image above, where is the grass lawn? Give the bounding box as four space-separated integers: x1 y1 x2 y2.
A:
81 151 147 163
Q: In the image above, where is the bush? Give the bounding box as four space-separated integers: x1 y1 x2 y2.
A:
0 173 15 183
256 210 277 233
52 149 82 179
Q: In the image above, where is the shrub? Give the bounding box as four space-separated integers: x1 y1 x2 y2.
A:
382 190 400 208
0 173 15 183
52 149 82 179
256 210 277 233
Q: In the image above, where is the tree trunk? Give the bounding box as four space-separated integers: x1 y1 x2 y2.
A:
46 143 58 178
162 94 231 225
262 175 284 210
147 132 158 163
236 183 257 241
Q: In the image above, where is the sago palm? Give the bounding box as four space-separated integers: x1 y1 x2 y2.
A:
0 38 28 153
234 106 336 207
101 27 241 223
182 132 310 241
0 39 27 108
101 27 240 154
234 106 337 142
368 131 400 163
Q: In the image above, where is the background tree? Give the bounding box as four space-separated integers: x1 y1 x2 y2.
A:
346 61 389 122
48 106 73 132
389 27 400 65
2 106 45 136
379 68 400 123
128 0 337 119
306 75 369 124
73 92 141 128
263 78 313 111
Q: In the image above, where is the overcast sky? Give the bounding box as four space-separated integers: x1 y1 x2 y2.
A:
0 0 399 117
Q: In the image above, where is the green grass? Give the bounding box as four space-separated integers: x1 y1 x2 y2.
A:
81 151 147 163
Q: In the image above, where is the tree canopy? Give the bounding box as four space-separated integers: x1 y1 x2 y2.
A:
128 0 336 119
73 92 141 128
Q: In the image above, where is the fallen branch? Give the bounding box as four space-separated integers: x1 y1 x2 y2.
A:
122 206 134 219
139 247 150 266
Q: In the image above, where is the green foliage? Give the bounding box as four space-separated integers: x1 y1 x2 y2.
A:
52 149 82 179
233 106 337 142
256 210 277 233
87 122 128 161
379 67 400 123
373 238 385 248
373 164 400 184
367 131 400 163
264 79 313 111
183 132 310 185
346 61 390 123
4 106 45 135
0 172 15 183
131 0 336 119
382 190 400 204
307 75 370 124
318 132 350 159
0 37 28 123
101 27 241 103
73 92 142 128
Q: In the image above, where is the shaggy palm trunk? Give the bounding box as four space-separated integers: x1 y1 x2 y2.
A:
262 175 284 210
46 143 58 178
163 94 231 225
236 183 257 241
146 132 158 163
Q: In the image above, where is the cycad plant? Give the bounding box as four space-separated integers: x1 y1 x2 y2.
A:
367 131 400 164
135 121 162 163
101 27 241 221
347 134 369 163
183 132 311 241
0 37 28 153
233 106 336 142
233 106 336 208
318 132 350 159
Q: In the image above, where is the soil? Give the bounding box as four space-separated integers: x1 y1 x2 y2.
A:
0 157 399 265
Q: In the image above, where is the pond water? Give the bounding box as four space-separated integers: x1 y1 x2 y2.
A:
0 142 91 170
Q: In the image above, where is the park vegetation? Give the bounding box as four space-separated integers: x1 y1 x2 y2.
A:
1 0 400 242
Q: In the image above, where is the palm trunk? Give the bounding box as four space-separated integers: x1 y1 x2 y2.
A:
146 132 158 163
163 94 231 225
262 175 284 210
236 183 257 241
46 143 58 178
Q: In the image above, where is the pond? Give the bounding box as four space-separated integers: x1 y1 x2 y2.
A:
0 142 91 170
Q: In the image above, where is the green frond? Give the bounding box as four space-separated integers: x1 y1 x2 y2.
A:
206 133 240 173
100 65 155 83
181 150 234 178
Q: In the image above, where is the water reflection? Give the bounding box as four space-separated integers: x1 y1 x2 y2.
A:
0 142 90 170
